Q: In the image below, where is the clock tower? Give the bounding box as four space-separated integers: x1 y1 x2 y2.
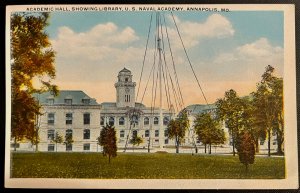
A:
114 68 136 108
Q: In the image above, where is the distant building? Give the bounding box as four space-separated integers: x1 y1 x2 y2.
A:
11 68 279 153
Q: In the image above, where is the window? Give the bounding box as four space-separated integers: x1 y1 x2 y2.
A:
155 130 159 137
48 113 55 124
109 117 114 126
48 144 55 152
66 129 73 138
164 129 168 137
145 130 149 137
83 129 90 139
84 113 90 125
163 117 169 125
120 130 125 138
125 77 128 82
83 143 90 151
125 95 131 102
119 117 125 125
144 117 149 125
66 113 72 125
82 99 90 105
100 116 104 126
48 130 55 140
154 117 159 125
165 139 169 144
66 144 72 151
132 130 137 138
155 139 159 143
64 99 72 105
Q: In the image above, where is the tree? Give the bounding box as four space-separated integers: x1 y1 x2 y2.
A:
130 135 143 152
98 124 117 163
167 109 190 153
64 132 74 151
52 132 63 152
11 12 58 148
194 112 225 154
236 131 255 172
252 65 283 156
216 89 245 156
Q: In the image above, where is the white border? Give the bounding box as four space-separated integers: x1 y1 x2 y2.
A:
5 4 298 189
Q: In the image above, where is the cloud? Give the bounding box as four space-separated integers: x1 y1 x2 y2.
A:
166 14 235 49
211 37 283 81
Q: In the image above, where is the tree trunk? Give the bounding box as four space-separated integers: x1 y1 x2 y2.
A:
277 133 283 154
233 137 236 156
268 129 271 157
176 137 179 153
204 144 207 154
209 143 211 154
56 142 57 152
14 138 17 152
255 139 259 153
36 143 38 152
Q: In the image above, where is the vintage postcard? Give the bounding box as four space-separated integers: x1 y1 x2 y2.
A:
5 4 298 189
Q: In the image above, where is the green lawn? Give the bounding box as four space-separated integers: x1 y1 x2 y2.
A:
11 152 285 179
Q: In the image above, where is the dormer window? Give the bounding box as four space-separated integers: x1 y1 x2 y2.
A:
47 99 54 105
82 99 90 105
65 99 72 105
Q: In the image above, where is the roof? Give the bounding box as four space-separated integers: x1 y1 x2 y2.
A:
100 102 146 109
33 90 98 105
185 104 216 115
119 67 131 74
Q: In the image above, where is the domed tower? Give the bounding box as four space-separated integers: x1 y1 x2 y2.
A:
114 68 136 108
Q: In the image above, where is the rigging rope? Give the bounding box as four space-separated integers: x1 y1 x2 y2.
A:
136 13 153 102
171 12 209 106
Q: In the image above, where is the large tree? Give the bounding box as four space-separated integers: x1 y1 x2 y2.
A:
216 89 245 156
194 112 225 154
11 12 58 149
167 109 190 153
252 65 283 156
98 124 117 163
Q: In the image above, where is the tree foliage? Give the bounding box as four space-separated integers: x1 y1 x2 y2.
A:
98 124 117 163
215 89 245 156
194 112 225 154
236 131 255 172
251 65 284 156
52 132 63 152
11 12 58 145
130 135 143 151
167 109 190 153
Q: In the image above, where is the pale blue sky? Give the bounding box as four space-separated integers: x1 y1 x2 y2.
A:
44 11 284 106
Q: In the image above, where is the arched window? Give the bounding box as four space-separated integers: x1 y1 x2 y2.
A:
119 117 125 125
109 117 114 126
83 129 90 139
132 130 137 138
163 117 169 125
144 117 149 125
154 117 159 125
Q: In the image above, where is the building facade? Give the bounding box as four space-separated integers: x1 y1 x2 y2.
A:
11 68 279 153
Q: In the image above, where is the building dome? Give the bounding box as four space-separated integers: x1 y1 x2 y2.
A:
119 67 131 75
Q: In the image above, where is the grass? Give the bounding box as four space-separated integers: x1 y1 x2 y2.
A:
11 152 285 179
